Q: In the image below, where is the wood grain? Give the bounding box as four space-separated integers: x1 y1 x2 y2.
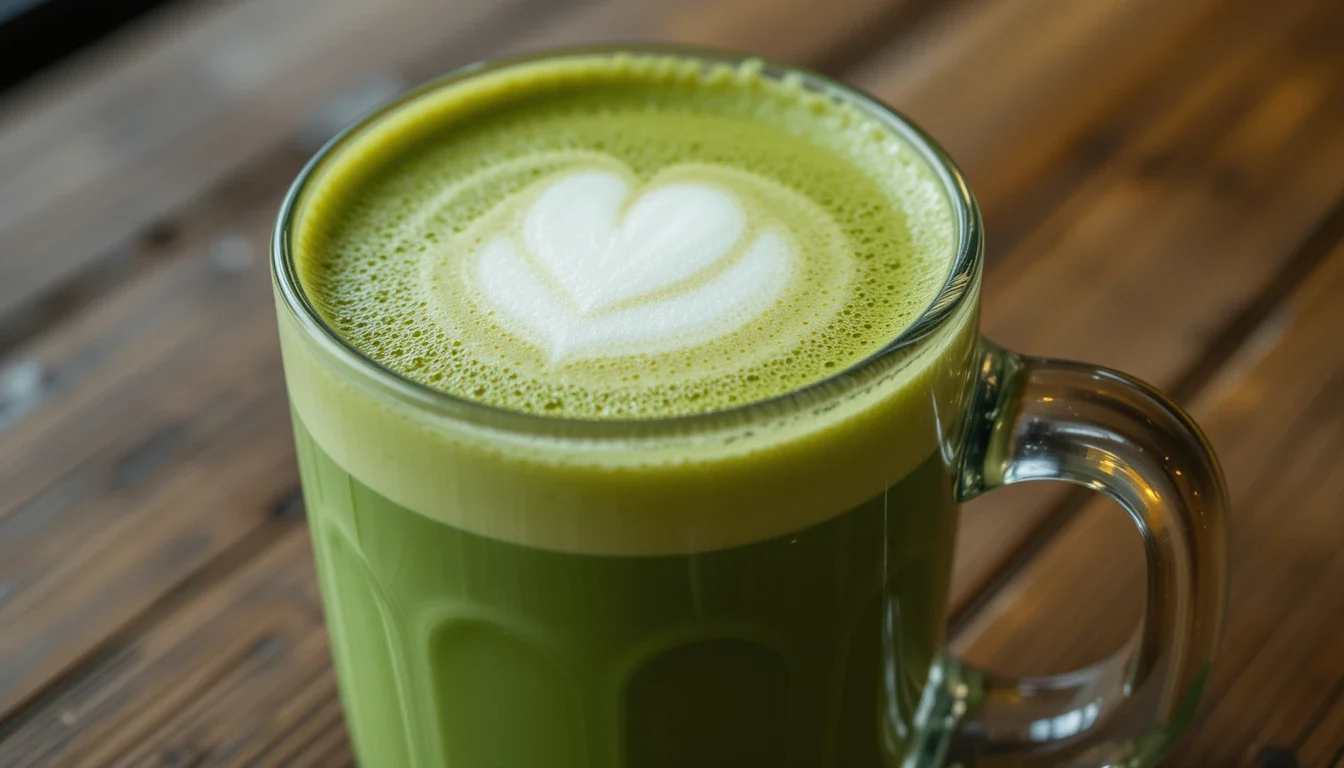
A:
851 0 1229 248
0 528 331 767
0 0 957 737
955 241 1344 766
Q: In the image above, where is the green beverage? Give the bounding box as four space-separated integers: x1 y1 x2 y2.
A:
277 50 979 767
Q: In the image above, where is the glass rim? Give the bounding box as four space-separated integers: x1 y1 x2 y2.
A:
271 43 983 440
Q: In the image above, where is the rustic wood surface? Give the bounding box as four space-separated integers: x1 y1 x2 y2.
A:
0 0 1340 765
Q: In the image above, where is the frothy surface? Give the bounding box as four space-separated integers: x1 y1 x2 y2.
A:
296 54 955 419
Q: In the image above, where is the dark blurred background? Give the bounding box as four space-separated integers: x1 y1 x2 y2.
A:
0 0 180 92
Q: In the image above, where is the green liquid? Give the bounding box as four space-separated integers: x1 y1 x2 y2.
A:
295 415 957 767
277 51 978 768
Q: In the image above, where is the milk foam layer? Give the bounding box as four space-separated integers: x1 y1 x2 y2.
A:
470 165 794 362
296 54 956 419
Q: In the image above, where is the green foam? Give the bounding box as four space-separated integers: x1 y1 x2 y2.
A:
294 53 956 419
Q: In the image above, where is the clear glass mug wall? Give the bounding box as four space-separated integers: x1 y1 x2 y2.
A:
272 47 1228 768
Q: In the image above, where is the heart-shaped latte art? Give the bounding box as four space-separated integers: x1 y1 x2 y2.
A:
468 167 793 362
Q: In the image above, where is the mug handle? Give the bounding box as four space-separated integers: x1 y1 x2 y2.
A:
906 341 1230 767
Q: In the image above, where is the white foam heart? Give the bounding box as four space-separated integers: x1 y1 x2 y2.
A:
470 168 792 362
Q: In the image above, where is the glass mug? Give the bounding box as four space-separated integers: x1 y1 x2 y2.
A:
272 47 1228 768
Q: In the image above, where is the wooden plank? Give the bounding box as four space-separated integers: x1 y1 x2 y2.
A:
850 0 1229 247
0 178 301 724
0 529 332 767
0 0 954 731
954 241 1344 765
878 0 1344 613
0 0 931 343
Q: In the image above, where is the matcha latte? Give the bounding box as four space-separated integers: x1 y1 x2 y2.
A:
276 50 979 768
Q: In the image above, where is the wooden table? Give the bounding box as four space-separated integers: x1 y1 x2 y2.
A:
1 0 1341 765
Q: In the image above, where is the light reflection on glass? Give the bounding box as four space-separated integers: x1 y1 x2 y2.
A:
1026 701 1102 741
